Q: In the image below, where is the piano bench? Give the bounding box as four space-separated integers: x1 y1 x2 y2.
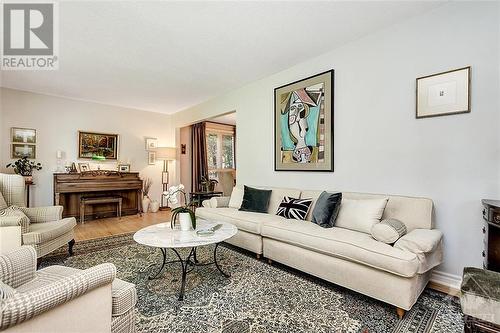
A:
80 196 123 223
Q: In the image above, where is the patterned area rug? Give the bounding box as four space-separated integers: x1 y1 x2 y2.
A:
42 233 463 333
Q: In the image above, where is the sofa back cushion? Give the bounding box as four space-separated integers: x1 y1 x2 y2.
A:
262 187 301 214
335 198 388 234
239 186 272 213
342 192 434 232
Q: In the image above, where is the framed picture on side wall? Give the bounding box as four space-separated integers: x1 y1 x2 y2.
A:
148 151 156 165
416 66 471 119
11 128 36 143
274 70 334 172
11 144 36 159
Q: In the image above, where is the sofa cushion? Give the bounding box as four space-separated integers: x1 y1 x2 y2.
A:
239 186 272 213
261 187 301 215
311 192 342 228
371 218 407 244
228 186 244 209
261 219 420 277
22 217 76 245
335 198 388 234
196 207 285 234
276 197 312 220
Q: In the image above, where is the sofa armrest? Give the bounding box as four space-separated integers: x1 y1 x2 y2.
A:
0 263 116 330
18 206 63 223
394 229 443 254
203 197 230 208
0 215 24 228
0 246 37 288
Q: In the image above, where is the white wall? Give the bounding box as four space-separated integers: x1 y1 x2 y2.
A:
172 2 500 278
0 88 176 206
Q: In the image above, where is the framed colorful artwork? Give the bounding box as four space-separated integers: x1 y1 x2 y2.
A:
78 131 119 159
274 70 334 171
416 66 471 119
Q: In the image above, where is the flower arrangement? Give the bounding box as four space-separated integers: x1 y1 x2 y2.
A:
163 184 196 229
142 178 153 199
6 156 42 176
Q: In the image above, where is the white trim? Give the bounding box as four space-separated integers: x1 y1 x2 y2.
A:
431 270 462 291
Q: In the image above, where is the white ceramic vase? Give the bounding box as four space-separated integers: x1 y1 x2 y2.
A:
142 197 151 213
149 200 160 213
179 212 192 231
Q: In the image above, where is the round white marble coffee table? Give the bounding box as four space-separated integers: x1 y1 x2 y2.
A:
133 219 237 300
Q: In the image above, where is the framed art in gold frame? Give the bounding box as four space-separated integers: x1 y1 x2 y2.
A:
274 70 334 172
78 131 119 159
416 66 471 119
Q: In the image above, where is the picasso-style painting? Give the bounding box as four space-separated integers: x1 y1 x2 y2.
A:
274 70 334 171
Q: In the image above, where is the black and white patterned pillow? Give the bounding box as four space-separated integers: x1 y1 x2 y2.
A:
276 197 313 221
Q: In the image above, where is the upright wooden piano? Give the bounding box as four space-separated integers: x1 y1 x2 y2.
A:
54 171 142 221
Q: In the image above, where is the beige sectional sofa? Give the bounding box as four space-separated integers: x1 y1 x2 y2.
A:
197 187 443 317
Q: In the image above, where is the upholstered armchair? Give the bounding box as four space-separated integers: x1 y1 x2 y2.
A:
0 173 76 258
0 246 137 333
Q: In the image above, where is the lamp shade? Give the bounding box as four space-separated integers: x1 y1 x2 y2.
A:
156 147 176 161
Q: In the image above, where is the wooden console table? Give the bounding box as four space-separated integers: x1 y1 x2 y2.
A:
54 171 142 222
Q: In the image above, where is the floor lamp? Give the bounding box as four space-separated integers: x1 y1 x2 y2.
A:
156 147 176 210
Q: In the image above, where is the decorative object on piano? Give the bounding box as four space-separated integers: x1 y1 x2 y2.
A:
11 143 36 159
56 150 65 172
416 66 471 119
142 178 153 213
200 176 218 192
149 200 160 213
145 138 158 150
118 164 131 172
11 127 36 143
78 162 90 173
156 147 177 210
5 156 42 182
164 184 196 230
78 131 119 160
148 151 156 165
69 162 78 173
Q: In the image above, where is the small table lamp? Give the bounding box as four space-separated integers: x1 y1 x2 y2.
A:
156 147 176 210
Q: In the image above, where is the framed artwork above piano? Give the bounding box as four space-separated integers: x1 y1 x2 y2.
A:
54 171 142 222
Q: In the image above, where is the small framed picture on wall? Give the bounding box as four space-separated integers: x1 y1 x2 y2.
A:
145 138 157 150
148 151 156 165
11 144 36 159
416 66 471 119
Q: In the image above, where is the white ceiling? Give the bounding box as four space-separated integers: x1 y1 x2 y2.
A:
209 112 236 126
1 1 444 114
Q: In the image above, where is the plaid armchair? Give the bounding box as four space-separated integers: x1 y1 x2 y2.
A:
0 173 76 258
0 246 137 333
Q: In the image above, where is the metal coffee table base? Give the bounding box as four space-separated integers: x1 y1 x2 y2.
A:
148 243 230 301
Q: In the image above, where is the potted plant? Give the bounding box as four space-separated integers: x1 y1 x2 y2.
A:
142 178 152 213
200 176 218 192
164 184 196 231
6 156 42 182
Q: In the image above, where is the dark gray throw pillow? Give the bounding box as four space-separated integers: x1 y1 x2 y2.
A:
239 186 272 213
311 191 342 228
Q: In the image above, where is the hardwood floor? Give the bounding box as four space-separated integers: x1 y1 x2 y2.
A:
74 210 171 241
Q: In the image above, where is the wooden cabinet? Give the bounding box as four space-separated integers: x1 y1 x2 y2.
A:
54 172 142 222
482 199 500 272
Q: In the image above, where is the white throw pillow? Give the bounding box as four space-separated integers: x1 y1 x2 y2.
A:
228 186 244 209
371 218 407 244
335 198 388 234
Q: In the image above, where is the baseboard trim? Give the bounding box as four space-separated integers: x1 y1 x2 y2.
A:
429 270 462 296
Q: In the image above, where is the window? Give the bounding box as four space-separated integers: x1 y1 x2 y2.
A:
205 123 235 179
